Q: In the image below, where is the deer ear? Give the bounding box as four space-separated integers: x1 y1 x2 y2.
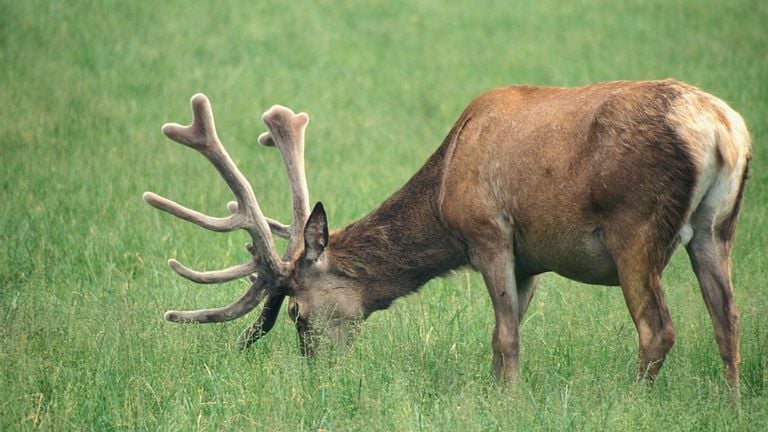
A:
303 202 328 262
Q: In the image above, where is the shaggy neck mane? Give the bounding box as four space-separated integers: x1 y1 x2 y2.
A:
326 137 469 312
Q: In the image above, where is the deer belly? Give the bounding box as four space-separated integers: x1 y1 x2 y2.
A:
518 228 620 286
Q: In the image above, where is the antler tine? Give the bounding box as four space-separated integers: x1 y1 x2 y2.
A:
145 94 284 280
144 192 236 232
259 105 311 260
227 201 291 239
164 276 270 323
236 293 287 349
167 258 260 284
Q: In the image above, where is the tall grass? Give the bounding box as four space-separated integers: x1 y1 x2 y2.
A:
1 0 766 430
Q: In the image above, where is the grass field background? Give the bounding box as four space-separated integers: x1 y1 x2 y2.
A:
1 0 766 430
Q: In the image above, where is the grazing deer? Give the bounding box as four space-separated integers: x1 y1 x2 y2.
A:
145 79 750 390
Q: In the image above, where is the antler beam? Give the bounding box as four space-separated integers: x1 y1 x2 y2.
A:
259 105 311 260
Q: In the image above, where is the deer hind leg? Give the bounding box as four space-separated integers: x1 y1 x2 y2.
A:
612 233 677 383
685 210 741 391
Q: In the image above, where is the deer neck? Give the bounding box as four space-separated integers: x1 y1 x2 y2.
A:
326 144 469 313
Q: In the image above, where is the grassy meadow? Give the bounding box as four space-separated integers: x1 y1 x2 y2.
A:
1 0 766 430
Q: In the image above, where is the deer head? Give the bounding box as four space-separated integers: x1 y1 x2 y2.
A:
144 94 363 354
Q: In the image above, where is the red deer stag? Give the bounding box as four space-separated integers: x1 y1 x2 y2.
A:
145 80 750 390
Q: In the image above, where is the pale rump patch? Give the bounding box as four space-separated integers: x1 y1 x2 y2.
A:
667 85 752 229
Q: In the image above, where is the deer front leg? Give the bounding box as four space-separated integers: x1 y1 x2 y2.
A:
473 244 520 383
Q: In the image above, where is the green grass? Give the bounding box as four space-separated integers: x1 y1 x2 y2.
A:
1 0 766 430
